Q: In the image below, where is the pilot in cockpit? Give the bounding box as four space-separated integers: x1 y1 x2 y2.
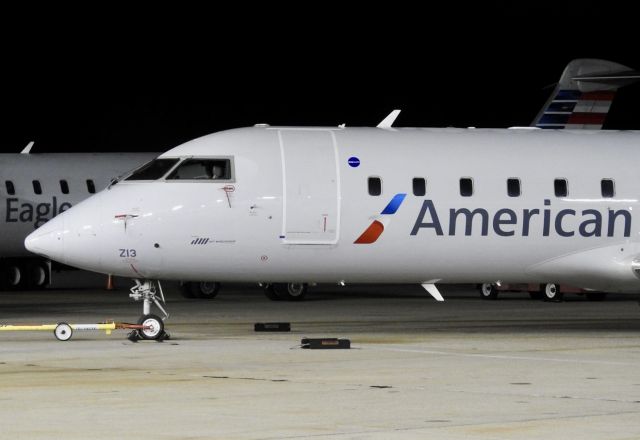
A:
210 164 224 180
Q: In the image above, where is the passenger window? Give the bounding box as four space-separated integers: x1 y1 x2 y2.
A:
554 178 568 197
5 180 15 195
368 177 382 196
507 178 521 197
166 159 232 181
412 178 426 196
601 179 615 198
460 178 473 197
32 180 42 195
126 158 180 181
60 180 69 194
86 179 96 194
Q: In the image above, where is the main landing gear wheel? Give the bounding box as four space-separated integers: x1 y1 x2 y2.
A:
479 283 498 300
27 261 48 289
263 284 281 301
1 264 22 290
264 283 308 301
137 314 165 340
196 281 220 299
542 283 563 302
179 281 221 299
283 283 307 301
179 282 196 298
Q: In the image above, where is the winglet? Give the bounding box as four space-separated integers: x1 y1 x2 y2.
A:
421 282 445 301
21 141 34 154
377 109 401 129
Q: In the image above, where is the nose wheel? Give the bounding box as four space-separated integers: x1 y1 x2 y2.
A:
129 280 169 341
137 314 165 340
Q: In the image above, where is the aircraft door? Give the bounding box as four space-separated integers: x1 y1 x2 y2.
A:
279 129 340 244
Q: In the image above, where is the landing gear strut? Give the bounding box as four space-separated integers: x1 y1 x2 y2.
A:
128 280 169 341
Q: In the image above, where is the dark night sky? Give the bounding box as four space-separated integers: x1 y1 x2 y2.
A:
2 5 639 153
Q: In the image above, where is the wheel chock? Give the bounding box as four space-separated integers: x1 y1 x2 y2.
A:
254 322 291 332
301 338 351 349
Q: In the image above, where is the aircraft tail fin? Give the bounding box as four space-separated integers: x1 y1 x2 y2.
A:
532 59 640 129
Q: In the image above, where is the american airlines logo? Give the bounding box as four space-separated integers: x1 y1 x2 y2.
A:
355 194 406 244
190 237 211 245
355 195 632 244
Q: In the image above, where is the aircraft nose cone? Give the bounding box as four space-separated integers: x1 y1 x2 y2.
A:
24 216 65 262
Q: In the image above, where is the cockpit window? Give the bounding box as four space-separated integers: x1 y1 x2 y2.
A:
125 159 180 181
166 159 232 181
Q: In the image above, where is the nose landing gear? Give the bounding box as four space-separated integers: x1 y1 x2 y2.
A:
128 280 169 341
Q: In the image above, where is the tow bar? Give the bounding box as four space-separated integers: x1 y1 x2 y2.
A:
0 321 167 342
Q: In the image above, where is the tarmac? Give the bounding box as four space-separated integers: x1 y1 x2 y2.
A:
1 273 640 439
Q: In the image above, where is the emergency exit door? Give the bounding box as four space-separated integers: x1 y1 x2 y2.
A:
279 129 339 244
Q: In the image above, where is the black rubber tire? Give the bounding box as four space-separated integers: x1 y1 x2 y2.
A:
270 283 307 301
264 284 282 301
1 264 23 290
542 283 564 302
479 283 498 300
137 314 165 340
585 292 607 301
179 282 197 298
194 281 220 299
26 261 49 290
54 323 73 341
284 283 307 301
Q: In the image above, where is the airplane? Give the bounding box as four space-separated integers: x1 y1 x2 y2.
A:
24 118 640 339
13 58 633 300
0 145 156 289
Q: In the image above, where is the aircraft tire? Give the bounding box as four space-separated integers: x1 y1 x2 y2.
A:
195 281 220 299
26 261 48 290
263 284 282 301
179 282 197 298
279 283 307 301
137 314 165 340
1 264 23 290
542 283 563 302
479 283 498 300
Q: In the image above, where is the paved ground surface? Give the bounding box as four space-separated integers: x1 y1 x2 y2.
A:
1 273 640 439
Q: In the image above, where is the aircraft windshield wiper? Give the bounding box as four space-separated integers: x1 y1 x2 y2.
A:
107 177 119 190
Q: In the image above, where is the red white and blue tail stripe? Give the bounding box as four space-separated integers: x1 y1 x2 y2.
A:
535 90 615 129
532 59 639 130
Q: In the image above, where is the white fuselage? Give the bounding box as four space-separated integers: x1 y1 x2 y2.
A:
24 127 640 293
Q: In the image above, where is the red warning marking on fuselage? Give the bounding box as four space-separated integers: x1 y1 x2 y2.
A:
130 264 143 277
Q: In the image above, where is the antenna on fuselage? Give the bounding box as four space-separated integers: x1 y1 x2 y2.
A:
20 141 34 154
377 109 401 129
